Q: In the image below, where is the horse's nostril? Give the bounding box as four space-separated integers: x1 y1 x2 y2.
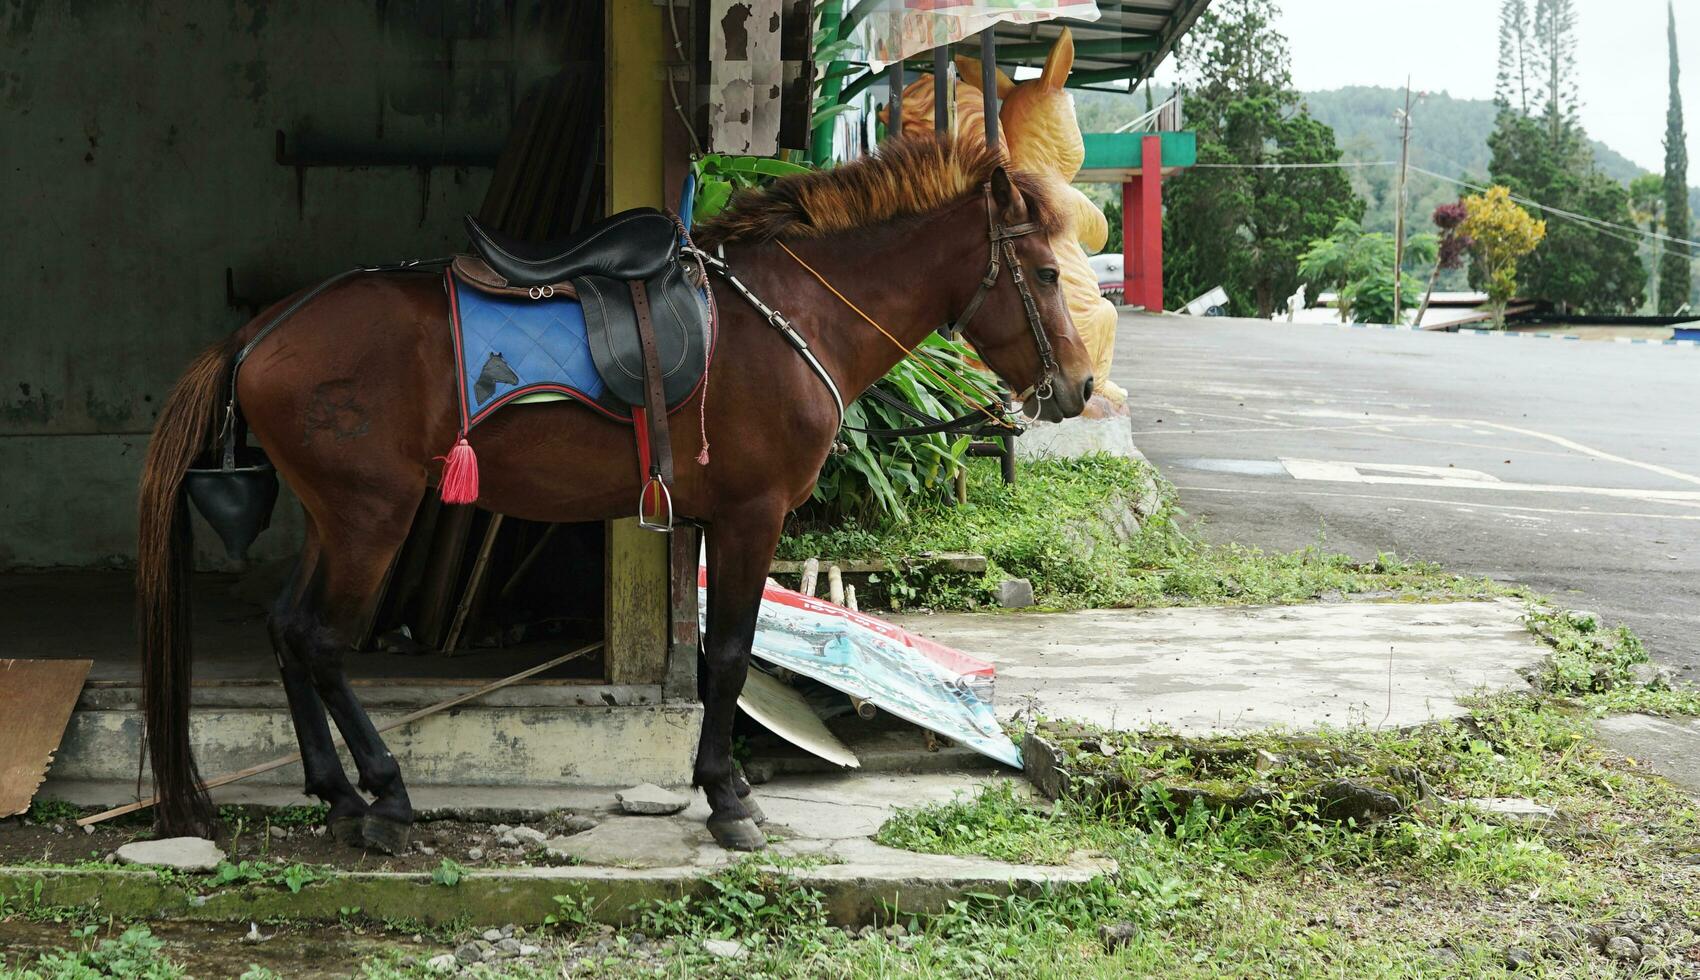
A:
1082 376 1095 402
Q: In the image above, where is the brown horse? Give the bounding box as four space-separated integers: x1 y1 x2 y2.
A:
136 135 1093 852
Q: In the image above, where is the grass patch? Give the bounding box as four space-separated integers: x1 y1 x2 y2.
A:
866 691 1700 976
1526 606 1700 717
779 456 1506 610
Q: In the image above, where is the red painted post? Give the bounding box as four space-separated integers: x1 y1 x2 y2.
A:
1121 177 1138 301
1137 134 1164 311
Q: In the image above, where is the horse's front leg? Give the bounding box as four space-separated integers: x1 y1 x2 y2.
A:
697 500 785 851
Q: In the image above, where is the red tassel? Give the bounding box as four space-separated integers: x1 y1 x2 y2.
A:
437 436 479 504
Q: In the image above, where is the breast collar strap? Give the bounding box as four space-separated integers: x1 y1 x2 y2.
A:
688 243 846 428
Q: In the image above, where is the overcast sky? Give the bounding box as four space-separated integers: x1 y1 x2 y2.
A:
1155 0 1698 177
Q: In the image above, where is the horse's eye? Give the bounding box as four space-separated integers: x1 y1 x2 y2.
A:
1038 268 1060 284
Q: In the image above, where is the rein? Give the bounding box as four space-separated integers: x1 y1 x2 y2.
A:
689 180 1059 439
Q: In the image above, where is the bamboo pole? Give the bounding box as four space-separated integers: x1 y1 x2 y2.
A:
800 557 820 597
77 642 602 828
827 565 845 606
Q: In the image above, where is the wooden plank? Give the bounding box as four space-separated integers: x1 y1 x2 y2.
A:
607 0 665 211
444 514 505 655
769 552 988 575
666 526 701 700
0 659 92 816
605 518 670 685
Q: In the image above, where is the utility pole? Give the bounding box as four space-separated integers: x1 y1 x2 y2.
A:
1393 78 1415 325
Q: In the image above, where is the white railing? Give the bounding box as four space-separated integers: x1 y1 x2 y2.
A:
1114 94 1184 134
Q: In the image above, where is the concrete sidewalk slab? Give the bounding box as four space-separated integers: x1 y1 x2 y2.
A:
0 772 1103 928
1593 714 1700 797
893 599 1542 733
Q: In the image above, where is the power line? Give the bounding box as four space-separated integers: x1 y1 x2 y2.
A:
1407 165 1700 250
1190 160 1399 169
1183 158 1700 250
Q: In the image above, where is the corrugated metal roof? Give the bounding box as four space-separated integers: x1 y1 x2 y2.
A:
985 0 1213 90
833 0 1213 107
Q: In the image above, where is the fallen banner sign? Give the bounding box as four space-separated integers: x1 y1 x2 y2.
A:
702 569 1021 768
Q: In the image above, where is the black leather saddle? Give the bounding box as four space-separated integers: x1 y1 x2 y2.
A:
465 209 679 286
458 209 708 414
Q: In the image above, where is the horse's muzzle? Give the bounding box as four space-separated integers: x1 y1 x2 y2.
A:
1035 373 1092 422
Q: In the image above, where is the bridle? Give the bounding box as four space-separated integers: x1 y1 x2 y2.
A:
687 179 1061 430
941 182 1058 405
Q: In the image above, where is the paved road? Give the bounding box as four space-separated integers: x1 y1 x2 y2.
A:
1112 313 1700 679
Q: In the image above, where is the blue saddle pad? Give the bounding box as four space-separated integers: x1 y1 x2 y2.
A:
448 273 620 426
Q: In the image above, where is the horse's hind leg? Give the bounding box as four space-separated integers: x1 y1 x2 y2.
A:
269 530 369 844
284 499 420 854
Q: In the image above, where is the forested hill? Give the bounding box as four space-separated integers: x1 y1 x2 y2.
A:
1075 85 1700 237
1303 86 1648 185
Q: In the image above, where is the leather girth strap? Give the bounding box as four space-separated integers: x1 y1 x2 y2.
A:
629 280 674 531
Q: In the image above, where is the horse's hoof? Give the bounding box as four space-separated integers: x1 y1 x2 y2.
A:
361 813 413 855
330 816 365 847
708 816 766 852
741 796 768 826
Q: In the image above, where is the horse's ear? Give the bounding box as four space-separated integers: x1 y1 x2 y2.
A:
1040 29 1074 90
954 54 1016 97
990 167 1027 220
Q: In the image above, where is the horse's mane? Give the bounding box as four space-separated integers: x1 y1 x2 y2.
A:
693 133 1065 247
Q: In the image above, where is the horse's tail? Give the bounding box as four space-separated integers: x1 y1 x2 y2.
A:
136 336 235 836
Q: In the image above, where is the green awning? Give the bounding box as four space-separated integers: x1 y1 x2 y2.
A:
838 0 1214 98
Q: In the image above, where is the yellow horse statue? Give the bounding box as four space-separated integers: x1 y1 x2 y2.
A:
885 30 1127 413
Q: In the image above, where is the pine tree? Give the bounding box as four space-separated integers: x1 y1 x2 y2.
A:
1496 0 1531 113
1533 0 1578 142
1660 1 1691 314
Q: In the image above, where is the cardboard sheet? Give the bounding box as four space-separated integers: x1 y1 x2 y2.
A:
0 658 92 816
703 570 1021 768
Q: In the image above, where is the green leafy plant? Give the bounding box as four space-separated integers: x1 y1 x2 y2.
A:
543 889 596 931
691 154 812 227
635 859 827 938
23 924 186 979
27 799 81 825
816 336 998 522
430 858 466 888
1298 217 1437 324
268 804 329 828
204 860 318 893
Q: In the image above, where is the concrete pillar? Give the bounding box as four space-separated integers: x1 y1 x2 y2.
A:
1122 134 1164 311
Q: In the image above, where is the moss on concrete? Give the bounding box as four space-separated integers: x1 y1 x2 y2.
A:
0 861 1089 930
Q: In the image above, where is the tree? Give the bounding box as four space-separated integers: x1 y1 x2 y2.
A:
1661 1 1691 314
1163 0 1363 318
1630 174 1666 312
1532 0 1578 142
1496 0 1531 113
1416 201 1473 325
1488 112 1645 313
1299 217 1436 324
1460 186 1546 327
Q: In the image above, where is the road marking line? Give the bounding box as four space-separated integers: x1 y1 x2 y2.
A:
1174 485 1700 521
1273 410 1700 488
1278 458 1700 506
